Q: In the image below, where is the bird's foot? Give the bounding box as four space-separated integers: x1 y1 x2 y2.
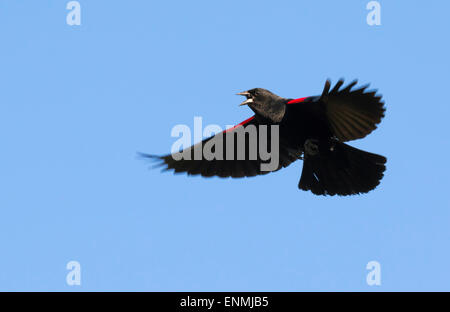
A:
304 139 320 157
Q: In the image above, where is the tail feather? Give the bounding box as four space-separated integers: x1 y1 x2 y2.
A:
298 142 386 196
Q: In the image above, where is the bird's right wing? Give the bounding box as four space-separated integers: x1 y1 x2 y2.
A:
142 116 297 178
319 79 385 142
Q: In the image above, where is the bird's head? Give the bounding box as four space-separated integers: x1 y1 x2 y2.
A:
236 88 286 122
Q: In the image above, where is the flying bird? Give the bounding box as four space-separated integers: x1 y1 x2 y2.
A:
143 79 386 196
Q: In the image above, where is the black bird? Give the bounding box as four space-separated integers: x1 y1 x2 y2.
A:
143 79 386 196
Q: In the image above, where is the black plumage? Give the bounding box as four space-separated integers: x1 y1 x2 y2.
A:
143 79 386 196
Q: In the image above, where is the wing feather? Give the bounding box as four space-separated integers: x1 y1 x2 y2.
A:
323 79 385 141
143 116 297 178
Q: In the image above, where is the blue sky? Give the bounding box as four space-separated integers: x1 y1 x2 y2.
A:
0 1 449 291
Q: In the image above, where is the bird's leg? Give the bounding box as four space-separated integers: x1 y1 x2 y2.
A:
304 139 320 157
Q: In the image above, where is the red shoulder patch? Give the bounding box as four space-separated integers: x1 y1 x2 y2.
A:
287 97 308 104
224 116 255 133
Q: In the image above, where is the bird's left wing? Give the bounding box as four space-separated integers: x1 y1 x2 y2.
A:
320 79 385 142
287 79 385 142
142 116 297 178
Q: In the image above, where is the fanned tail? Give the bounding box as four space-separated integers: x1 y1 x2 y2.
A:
298 141 386 196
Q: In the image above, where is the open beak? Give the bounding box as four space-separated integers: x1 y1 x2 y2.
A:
236 91 254 106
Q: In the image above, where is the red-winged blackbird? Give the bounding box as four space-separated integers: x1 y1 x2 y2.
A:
143 79 386 196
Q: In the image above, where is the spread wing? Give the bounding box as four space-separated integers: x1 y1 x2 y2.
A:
321 79 385 141
288 79 385 142
142 116 298 178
